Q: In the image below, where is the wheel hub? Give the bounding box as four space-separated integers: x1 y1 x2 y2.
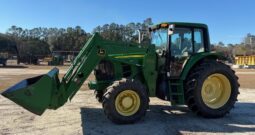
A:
122 96 133 108
201 73 231 109
115 90 140 116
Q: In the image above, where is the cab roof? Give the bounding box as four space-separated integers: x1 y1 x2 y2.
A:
149 22 208 31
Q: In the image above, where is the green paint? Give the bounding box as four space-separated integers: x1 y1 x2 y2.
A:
2 68 60 115
180 52 224 80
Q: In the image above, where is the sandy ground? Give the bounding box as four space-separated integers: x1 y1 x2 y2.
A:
0 66 255 135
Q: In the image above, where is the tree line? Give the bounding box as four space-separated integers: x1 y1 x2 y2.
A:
0 17 254 64
211 34 255 63
0 18 152 64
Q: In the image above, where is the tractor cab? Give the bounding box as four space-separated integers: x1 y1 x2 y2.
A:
149 23 213 103
150 22 210 77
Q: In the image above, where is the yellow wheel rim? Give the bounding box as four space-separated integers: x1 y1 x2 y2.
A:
201 73 231 109
115 90 140 116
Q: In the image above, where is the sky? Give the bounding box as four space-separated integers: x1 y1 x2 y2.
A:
0 0 254 44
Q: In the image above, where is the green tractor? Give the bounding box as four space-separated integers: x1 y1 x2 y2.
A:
1 22 239 124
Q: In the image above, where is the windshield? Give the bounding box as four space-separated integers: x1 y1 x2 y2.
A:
151 29 168 49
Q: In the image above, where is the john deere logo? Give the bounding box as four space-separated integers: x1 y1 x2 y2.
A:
98 49 106 56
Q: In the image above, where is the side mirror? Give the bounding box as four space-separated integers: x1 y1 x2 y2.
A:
168 24 175 35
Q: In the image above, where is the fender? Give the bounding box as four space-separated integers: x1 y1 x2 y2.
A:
180 52 225 80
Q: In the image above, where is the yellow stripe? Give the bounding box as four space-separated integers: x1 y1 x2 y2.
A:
115 55 144 58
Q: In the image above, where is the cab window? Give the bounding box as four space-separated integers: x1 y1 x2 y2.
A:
171 28 193 56
151 29 168 50
194 29 204 52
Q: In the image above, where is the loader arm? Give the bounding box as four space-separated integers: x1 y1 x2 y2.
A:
55 33 148 106
1 33 148 115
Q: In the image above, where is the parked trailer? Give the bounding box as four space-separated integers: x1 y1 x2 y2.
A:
235 55 255 68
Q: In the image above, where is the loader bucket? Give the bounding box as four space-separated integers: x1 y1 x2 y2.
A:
1 68 60 115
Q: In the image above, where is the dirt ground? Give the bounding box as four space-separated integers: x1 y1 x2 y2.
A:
235 68 255 89
0 65 255 135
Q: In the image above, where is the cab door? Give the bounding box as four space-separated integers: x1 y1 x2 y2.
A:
169 27 205 77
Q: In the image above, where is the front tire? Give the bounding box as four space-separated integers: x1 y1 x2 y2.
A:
102 79 149 124
185 60 239 118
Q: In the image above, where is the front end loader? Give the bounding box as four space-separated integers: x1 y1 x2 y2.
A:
1 22 239 124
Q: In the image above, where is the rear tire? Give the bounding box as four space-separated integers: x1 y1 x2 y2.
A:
102 79 149 124
185 60 239 118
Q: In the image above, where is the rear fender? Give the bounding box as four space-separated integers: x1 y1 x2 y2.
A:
180 52 225 80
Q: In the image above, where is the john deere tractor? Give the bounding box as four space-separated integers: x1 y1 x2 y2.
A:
1 22 239 124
